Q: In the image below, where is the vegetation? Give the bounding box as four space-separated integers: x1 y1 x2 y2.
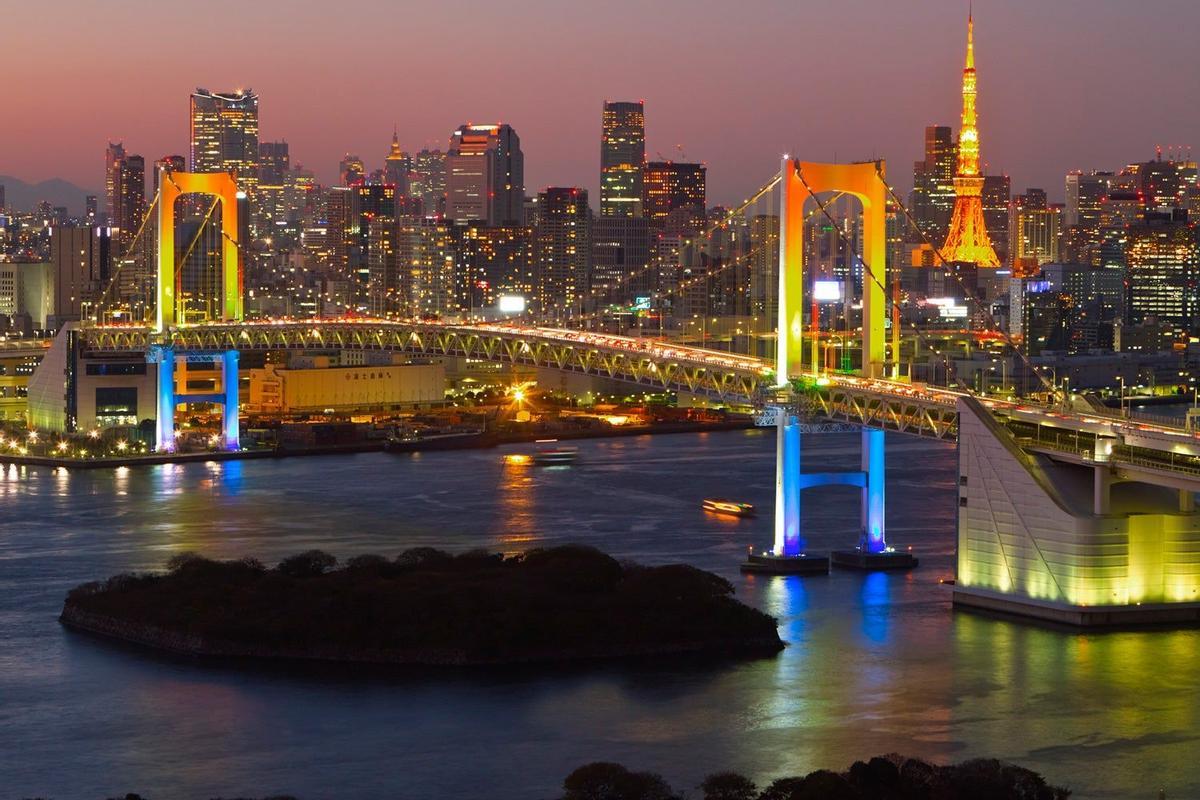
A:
61 545 783 665
560 756 1071 799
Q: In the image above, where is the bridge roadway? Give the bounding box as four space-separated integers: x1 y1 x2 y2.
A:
76 319 1200 485
77 320 773 405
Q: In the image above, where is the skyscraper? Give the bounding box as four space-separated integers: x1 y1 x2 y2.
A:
410 149 446 217
189 88 260 190
258 141 290 186
340 154 365 186
105 142 126 224
941 14 1000 267
384 131 411 195
1125 209 1198 329
981 174 1011 267
446 124 524 225
600 101 645 218
105 147 145 253
643 161 706 237
910 125 957 244
49 225 111 324
535 188 590 319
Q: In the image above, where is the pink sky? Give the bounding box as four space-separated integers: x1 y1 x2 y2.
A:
3 0 1198 205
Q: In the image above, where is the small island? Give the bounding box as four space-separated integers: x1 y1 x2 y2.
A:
60 545 783 666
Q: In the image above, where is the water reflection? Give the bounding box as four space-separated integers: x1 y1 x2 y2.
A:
0 433 1197 799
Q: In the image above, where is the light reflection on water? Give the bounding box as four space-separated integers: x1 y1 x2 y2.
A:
0 430 1197 798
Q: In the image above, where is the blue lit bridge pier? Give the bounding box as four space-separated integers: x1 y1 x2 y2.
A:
149 344 240 453
743 413 916 575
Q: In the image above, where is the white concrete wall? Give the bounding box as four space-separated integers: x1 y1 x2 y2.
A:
956 397 1200 609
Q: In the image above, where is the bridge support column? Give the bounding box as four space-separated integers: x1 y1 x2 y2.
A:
222 349 240 450
861 428 886 553
1094 467 1111 515
774 411 803 557
150 345 176 453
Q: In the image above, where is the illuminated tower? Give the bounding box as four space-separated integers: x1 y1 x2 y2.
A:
941 13 1000 267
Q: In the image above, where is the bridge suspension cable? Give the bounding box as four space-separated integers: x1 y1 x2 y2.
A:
92 189 160 324
570 171 784 327
869 165 1058 398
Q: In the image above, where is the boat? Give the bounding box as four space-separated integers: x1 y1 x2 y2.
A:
702 498 756 518
384 429 498 453
533 446 578 465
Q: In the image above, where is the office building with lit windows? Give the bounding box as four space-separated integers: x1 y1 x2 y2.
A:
535 188 590 320
189 88 259 190
446 124 524 225
643 161 706 237
600 101 645 218
1125 209 1198 330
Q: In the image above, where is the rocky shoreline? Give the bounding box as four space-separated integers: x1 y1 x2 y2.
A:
59 605 784 667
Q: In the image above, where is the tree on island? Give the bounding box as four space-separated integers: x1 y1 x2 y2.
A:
560 755 1071 800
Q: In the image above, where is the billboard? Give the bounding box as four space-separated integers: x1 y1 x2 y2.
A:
813 280 843 303
497 295 526 313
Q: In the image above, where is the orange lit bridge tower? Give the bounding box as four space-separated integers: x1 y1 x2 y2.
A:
941 12 1000 267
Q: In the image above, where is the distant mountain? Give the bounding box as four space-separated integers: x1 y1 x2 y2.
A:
0 175 98 216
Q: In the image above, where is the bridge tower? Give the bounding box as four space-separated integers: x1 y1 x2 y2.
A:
150 167 244 452
744 159 915 574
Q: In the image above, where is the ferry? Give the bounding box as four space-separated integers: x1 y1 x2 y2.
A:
533 446 578 466
702 498 756 518
385 429 498 453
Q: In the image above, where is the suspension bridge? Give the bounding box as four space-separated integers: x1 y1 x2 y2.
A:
21 147 1200 627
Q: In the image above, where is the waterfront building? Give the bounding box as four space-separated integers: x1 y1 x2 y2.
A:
246 357 445 415
446 124 524 225
941 14 1001 267
600 101 645 218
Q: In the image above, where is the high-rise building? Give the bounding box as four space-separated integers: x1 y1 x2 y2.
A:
190 88 259 190
105 142 126 224
1065 171 1111 229
643 161 706 237
258 141 290 185
153 155 186 194
411 149 446 217
981 174 1011 267
535 188 590 319
748 215 781 325
384 131 411 196
340 154 365 186
446 124 524 225
50 225 111 324
105 148 145 254
454 225 535 312
1008 194 1061 274
600 101 645 218
910 126 957 245
1125 209 1198 330
85 196 98 223
591 217 650 302
941 14 1000 267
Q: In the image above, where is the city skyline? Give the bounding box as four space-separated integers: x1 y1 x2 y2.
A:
3 0 1199 207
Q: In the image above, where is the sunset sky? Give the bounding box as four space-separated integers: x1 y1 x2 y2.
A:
4 0 1198 204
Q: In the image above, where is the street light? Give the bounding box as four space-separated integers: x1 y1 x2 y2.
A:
1117 375 1126 417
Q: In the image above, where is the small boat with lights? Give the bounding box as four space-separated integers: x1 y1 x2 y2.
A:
702 498 756 518
385 429 497 453
534 446 578 465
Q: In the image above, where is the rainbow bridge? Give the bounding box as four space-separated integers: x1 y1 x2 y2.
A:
28 159 1200 627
